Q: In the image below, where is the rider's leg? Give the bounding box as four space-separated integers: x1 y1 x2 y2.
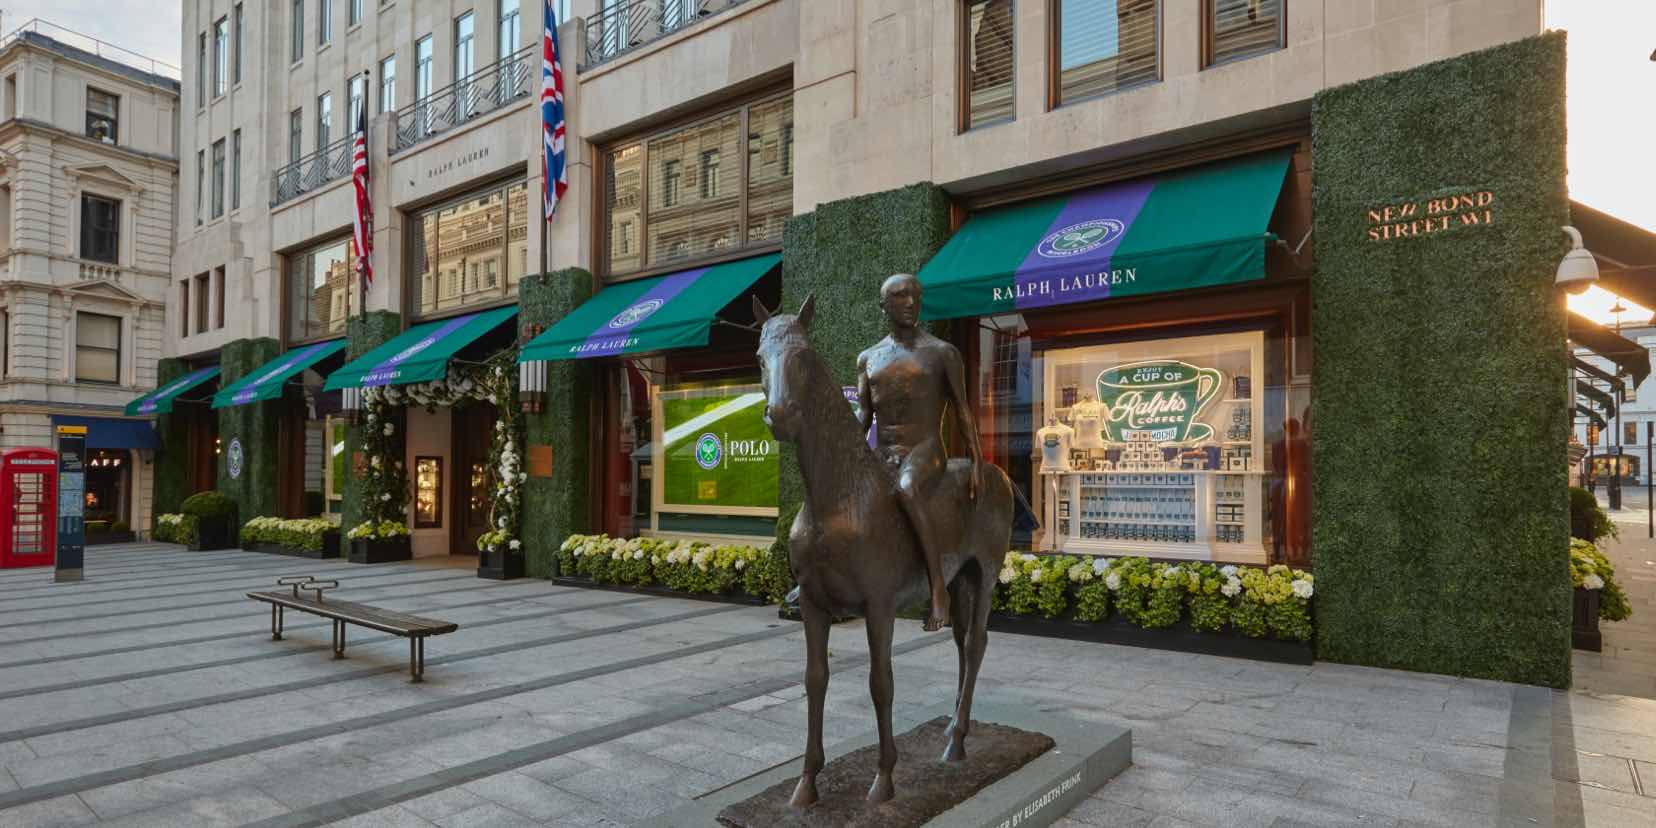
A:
897 441 950 631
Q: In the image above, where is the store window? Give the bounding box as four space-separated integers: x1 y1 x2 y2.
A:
408 179 528 318
1203 0 1284 67
284 236 355 342
85 88 118 144
960 0 1014 131
75 312 121 384
601 357 778 539
1050 0 1158 106
602 92 793 278
975 319 1309 565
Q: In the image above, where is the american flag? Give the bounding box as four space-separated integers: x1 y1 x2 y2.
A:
351 91 373 309
542 0 568 220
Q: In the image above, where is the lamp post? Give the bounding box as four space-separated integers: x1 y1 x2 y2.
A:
1611 300 1628 510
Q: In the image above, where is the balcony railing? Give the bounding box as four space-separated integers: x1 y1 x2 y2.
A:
270 134 354 207
391 45 535 154
583 0 749 68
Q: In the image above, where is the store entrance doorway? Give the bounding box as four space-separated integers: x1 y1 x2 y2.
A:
451 402 498 555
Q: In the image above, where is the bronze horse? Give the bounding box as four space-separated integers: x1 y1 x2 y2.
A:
754 295 1015 807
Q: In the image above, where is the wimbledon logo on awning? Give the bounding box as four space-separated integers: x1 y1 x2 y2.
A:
609 299 663 329
1036 219 1125 259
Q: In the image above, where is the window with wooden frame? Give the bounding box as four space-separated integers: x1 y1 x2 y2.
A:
960 0 1015 131
74 312 121 384
1203 0 1284 68
600 92 793 279
1048 0 1159 108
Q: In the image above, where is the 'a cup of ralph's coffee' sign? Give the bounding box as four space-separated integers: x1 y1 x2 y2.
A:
1096 360 1223 445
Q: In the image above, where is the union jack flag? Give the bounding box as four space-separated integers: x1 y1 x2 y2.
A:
351 94 373 307
542 0 568 221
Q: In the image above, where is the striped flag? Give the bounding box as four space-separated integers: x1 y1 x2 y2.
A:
542 0 568 221
351 94 373 310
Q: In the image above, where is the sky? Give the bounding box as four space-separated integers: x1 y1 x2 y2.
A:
0 2 1649 231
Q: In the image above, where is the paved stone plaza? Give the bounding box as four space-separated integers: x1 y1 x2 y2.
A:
0 544 1650 827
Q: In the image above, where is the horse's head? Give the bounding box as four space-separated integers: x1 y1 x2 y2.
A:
753 293 816 442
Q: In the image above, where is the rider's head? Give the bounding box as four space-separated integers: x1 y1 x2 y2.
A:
879 274 923 332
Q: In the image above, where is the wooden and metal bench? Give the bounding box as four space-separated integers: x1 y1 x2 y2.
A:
248 575 459 682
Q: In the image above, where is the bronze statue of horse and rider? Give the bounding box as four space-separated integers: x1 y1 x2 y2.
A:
752 274 1015 808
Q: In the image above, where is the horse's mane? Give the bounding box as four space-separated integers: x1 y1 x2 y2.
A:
761 317 891 497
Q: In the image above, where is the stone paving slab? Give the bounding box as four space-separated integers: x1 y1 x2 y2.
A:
2 544 1656 826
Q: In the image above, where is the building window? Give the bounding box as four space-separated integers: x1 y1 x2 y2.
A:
195 150 204 225
285 237 356 342
194 272 210 334
4 75 15 120
289 108 303 164
990 329 1019 396
1050 0 1159 107
214 266 226 329
499 0 521 60
1627 421 1639 445
0 185 11 250
379 55 396 112
602 93 793 277
961 0 1014 130
85 88 118 144
233 4 244 83
210 138 226 219
316 92 333 150
196 32 207 106
231 129 242 210
348 74 366 132
213 16 229 96
1204 0 1284 67
415 36 434 100
319 0 334 44
408 179 528 317
292 0 305 63
350 0 363 26
454 13 475 83
179 281 189 336
80 194 120 264
75 312 121 384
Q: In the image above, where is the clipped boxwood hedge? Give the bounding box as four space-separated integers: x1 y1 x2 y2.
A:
1310 33 1572 686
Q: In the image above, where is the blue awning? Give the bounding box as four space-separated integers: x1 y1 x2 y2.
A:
50 416 158 450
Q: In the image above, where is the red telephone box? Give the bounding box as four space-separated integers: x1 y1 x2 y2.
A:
0 448 57 568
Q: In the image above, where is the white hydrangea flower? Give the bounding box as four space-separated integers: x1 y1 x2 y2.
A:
1291 579 1314 599
1220 565 1238 578
1021 553 1038 563
734 557 746 570
1028 567 1043 583
509 539 521 550
1583 574 1605 590
379 493 391 501
1220 577 1242 598
1092 557 1111 575
999 567 1016 584
1104 572 1121 591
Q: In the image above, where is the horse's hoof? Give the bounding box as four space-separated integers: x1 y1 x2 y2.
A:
789 775 818 809
941 740 966 762
867 772 895 803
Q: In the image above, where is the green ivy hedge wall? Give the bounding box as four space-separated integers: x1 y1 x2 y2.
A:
1310 33 1572 686
215 338 283 523
777 183 953 514
342 311 404 533
150 357 192 521
520 268 595 577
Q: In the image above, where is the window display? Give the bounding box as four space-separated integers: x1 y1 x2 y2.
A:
1029 330 1268 562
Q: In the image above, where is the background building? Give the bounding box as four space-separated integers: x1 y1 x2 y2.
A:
0 20 179 540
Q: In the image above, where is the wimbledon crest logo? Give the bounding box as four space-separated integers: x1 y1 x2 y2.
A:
694 433 723 470
1036 219 1126 259
609 298 664 329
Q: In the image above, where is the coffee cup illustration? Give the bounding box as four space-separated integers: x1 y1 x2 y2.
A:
1096 360 1224 444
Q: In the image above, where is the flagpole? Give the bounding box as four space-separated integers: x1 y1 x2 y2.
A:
541 2 552 282
359 68 371 323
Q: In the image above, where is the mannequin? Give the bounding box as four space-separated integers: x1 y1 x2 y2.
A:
1036 414 1074 472
1071 391 1105 449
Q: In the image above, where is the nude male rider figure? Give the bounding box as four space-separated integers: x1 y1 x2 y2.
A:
857 274 983 632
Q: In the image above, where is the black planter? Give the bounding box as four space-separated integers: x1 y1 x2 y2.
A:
247 540 339 559
550 575 769 607
86 532 137 546
1573 587 1603 652
349 536 412 564
190 516 235 551
323 530 342 559
987 611 1315 666
477 546 525 580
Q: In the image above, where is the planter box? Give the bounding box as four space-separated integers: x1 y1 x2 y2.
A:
189 516 235 551
1573 587 1603 652
246 540 339 559
349 536 412 564
86 532 137 546
323 530 341 559
551 575 769 607
987 611 1315 666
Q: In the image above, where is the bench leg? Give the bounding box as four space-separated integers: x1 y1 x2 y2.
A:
409 637 423 683
332 620 347 659
270 604 282 641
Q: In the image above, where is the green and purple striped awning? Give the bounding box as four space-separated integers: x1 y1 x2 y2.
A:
124 365 219 416
917 150 1291 321
212 339 348 408
519 253 780 362
324 305 518 391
